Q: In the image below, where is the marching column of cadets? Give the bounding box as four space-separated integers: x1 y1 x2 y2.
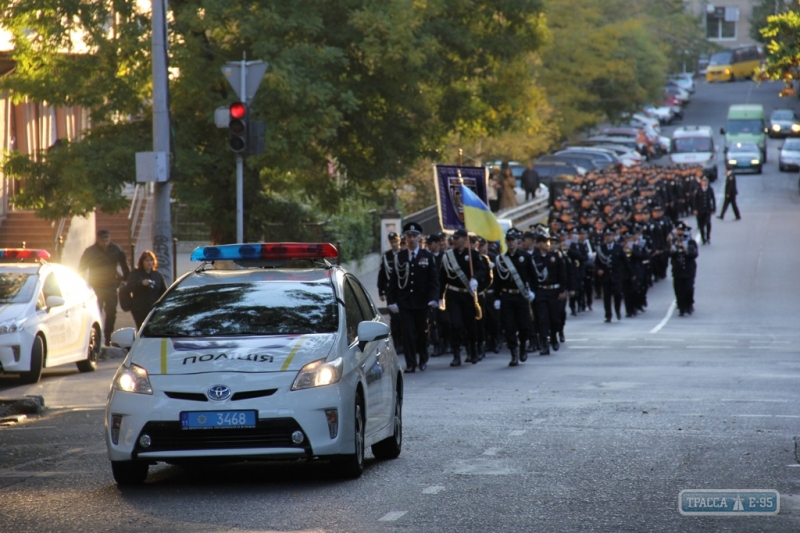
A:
380 163 708 369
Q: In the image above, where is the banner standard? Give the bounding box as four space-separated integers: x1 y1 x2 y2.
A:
433 165 489 233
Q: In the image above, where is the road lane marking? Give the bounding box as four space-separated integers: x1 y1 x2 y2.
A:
483 447 500 456
509 430 526 436
627 346 670 349
422 486 445 494
685 345 736 349
650 301 677 334
379 512 407 521
750 340 791 344
722 399 788 403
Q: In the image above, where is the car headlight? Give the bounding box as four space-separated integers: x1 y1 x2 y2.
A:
792 124 800 133
751 159 761 165
0 317 27 334
291 357 343 390
112 364 153 395
728 159 737 165
772 124 781 132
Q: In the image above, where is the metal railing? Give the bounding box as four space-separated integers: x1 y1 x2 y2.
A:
128 183 150 269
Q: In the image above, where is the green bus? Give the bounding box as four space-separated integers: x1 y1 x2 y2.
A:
720 104 767 162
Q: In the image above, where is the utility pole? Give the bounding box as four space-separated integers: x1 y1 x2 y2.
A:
151 0 174 285
237 53 246 243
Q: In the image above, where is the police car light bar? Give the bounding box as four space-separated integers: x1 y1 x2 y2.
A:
190 243 339 262
0 249 51 261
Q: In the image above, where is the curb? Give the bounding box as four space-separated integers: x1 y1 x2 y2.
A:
0 395 46 421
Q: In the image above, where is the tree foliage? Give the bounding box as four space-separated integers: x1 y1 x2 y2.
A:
757 10 800 97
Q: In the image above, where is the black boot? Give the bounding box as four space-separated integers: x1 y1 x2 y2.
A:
509 348 519 367
450 347 462 367
479 342 486 360
540 339 550 356
469 344 479 364
519 345 528 362
551 339 560 352
558 331 565 343
493 338 501 353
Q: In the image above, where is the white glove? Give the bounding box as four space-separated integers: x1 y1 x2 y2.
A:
438 300 444 308
428 300 438 308
528 291 535 302
469 279 478 292
494 300 501 310
388 303 399 314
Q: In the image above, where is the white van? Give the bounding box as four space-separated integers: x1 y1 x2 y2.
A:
670 125 718 181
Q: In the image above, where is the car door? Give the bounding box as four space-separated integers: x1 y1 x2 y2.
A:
53 267 92 363
349 276 393 430
343 278 383 436
37 271 72 364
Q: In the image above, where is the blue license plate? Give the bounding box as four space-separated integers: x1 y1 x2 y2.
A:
180 410 257 430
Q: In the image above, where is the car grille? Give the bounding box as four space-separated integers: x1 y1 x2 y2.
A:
133 418 311 456
163 388 277 402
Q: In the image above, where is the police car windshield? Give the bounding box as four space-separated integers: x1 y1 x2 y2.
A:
0 272 38 303
142 281 338 337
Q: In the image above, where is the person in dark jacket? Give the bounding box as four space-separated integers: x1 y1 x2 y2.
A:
520 162 541 201
387 222 440 373
670 222 699 316
595 228 631 323
78 229 130 345
692 176 716 244
717 170 741 221
124 250 167 329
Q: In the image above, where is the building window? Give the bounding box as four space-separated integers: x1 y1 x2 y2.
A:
706 6 738 40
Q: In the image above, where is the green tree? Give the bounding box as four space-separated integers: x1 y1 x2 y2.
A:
757 10 800 97
751 0 795 43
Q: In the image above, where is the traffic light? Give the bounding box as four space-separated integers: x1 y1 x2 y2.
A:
227 101 248 153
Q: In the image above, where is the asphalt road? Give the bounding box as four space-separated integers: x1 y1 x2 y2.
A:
1 79 799 533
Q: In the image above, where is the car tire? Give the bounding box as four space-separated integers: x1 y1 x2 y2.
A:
757 165 763 175
779 163 785 172
20 336 44 384
111 461 149 485
763 150 767 164
372 385 402 461
77 325 100 373
333 392 365 479
729 74 735 82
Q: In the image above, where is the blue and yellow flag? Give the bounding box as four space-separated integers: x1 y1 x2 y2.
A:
461 184 506 252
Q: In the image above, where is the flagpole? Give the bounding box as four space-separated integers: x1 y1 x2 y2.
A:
458 169 482 321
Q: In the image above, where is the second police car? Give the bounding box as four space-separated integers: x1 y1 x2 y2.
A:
105 243 403 485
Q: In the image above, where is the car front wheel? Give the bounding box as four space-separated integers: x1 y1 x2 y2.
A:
111 461 149 485
333 393 365 479
20 336 44 384
77 325 100 373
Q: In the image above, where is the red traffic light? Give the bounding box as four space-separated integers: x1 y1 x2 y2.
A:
229 102 246 119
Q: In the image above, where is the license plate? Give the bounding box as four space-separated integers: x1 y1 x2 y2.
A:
180 410 257 430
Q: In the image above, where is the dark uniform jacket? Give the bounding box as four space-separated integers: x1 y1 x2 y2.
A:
439 247 488 298
386 248 440 310
595 242 631 285
724 175 738 197
567 241 589 290
492 249 535 298
670 236 699 279
693 186 716 214
377 249 400 298
531 249 568 291
78 243 130 289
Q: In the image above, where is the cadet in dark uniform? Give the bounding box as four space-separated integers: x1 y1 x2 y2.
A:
595 228 630 322
493 228 536 366
717 169 741 221
531 234 568 355
693 176 716 245
387 222 440 372
378 232 403 354
425 233 446 356
670 221 699 316
439 228 487 366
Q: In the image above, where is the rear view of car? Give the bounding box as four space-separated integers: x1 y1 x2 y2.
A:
105 243 403 485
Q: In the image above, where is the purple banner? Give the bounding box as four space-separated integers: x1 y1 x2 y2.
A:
434 165 489 232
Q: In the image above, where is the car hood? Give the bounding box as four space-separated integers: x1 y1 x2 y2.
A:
129 334 337 375
671 153 712 164
0 303 30 322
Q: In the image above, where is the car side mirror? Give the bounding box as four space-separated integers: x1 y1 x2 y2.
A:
357 321 390 352
110 327 136 349
45 295 65 309
719 128 725 135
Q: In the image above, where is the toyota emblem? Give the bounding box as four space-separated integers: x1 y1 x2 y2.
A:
207 385 232 401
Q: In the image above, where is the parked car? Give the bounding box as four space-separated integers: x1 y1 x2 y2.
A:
583 137 646 163
556 147 621 169
778 137 800 171
661 94 684 119
726 142 763 174
597 128 651 157
0 249 103 383
567 144 641 167
537 154 602 172
532 161 585 187
643 105 675 125
669 74 695 93
664 85 690 105
768 108 800 138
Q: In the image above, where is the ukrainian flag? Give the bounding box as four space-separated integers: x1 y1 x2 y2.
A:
461 184 506 252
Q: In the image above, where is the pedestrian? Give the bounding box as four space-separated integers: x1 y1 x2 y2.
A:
520 161 540 201
439 228 487 366
531 234 567 355
670 221 699 316
378 232 404 354
595 228 629 323
717 169 741 221
488 167 502 212
693 175 716 244
499 167 519 209
78 229 130 346
387 222 440 373
123 250 167 329
493 228 535 366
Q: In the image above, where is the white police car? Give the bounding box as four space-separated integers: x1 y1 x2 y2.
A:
105 243 403 485
0 249 103 383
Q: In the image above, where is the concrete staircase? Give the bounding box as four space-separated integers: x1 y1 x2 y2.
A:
0 211 69 257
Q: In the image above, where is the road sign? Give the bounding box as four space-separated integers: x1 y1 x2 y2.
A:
679 489 779 516
221 60 269 103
